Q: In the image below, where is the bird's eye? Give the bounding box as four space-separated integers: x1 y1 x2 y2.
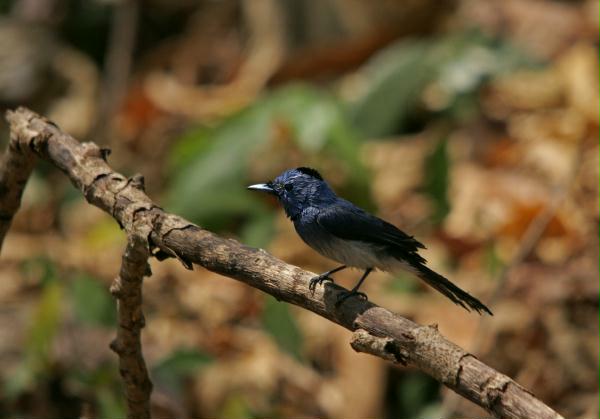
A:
284 183 294 192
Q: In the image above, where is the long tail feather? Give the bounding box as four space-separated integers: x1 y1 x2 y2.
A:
415 265 493 315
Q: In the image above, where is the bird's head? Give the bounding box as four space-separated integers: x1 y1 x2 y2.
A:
248 167 335 220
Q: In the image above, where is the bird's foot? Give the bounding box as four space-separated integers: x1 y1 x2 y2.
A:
335 290 368 307
309 274 334 293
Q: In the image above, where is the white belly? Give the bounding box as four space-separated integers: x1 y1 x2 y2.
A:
311 236 417 273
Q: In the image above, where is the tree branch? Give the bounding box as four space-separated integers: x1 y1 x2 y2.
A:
1 107 564 419
110 232 153 419
0 113 37 251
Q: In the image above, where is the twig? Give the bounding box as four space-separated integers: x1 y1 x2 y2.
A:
144 0 285 118
93 0 138 143
109 232 153 419
350 329 409 365
1 107 565 419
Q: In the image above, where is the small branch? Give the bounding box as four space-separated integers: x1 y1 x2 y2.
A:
350 329 409 365
0 114 38 251
1 107 565 419
93 0 138 144
109 232 153 419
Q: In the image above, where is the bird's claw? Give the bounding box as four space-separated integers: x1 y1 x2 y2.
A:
335 290 368 307
309 274 334 293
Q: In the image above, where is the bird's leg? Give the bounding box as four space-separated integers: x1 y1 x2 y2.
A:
309 265 347 292
335 268 373 306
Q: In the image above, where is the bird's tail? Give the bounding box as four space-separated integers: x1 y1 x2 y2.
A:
414 264 493 315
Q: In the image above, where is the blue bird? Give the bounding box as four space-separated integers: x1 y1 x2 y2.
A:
248 167 492 315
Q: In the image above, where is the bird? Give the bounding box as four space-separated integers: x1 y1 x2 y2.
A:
248 167 492 315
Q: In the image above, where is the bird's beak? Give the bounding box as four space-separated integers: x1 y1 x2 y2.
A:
247 183 276 195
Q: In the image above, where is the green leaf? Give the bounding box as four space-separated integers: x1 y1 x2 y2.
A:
268 85 350 152
152 348 213 392
350 31 535 139
97 385 126 419
20 256 57 286
26 278 62 367
219 394 254 419
484 243 504 277
167 84 371 231
6 267 63 398
389 372 440 419
386 272 420 294
429 31 535 118
423 137 450 225
4 363 34 399
69 360 125 418
351 40 434 138
400 373 439 411
262 296 303 360
240 209 276 248
166 103 270 226
69 273 116 327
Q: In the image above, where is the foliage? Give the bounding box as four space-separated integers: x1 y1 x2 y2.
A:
167 85 371 245
261 296 303 360
5 259 62 399
69 273 116 328
351 31 534 138
423 137 450 225
152 348 213 394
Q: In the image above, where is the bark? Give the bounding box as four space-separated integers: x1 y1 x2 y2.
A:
0 112 37 251
109 232 153 419
0 107 564 419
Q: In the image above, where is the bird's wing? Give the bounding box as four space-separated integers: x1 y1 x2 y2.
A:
316 203 426 260
317 204 492 315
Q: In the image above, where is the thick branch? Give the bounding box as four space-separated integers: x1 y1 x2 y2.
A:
110 233 153 419
1 107 564 419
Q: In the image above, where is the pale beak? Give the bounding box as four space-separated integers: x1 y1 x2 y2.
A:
247 183 276 194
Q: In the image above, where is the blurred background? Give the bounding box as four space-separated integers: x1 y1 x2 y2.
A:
0 0 598 417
